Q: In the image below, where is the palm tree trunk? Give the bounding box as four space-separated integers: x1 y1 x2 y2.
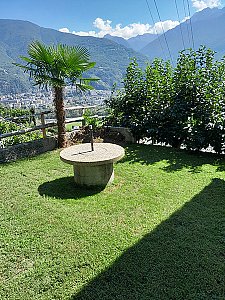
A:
53 87 67 148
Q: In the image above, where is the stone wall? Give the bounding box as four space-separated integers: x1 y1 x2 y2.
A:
0 137 57 163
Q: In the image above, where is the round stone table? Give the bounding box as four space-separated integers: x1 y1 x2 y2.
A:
60 143 125 186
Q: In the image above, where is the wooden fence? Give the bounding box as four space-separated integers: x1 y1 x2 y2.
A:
0 105 100 141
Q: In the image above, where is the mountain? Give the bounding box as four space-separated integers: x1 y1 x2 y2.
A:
0 19 148 94
140 7 225 62
4 7 225 95
104 33 159 52
128 33 159 52
104 34 131 49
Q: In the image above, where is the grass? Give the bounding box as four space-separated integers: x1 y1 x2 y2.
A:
66 122 82 131
1 144 225 299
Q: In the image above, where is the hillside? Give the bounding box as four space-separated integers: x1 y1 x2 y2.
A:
0 19 148 94
103 34 131 49
140 7 225 62
128 33 159 51
103 33 159 52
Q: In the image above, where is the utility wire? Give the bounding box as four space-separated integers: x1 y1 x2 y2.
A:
152 0 174 64
174 0 186 50
186 0 195 49
182 0 192 49
145 0 167 61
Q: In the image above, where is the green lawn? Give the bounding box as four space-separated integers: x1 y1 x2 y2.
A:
65 122 82 132
1 144 225 299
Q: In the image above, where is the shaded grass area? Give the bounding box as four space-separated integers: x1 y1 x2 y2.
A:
74 178 225 300
1 144 225 299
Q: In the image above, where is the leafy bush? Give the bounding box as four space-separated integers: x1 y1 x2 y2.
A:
106 58 173 142
106 47 225 153
106 59 147 140
0 106 41 148
0 120 41 148
0 105 30 123
82 109 103 129
171 47 225 152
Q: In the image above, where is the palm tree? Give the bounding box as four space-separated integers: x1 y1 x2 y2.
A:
15 41 97 148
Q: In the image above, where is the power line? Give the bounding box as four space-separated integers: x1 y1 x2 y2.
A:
186 0 195 49
145 0 167 61
182 0 192 49
174 0 186 50
152 0 174 64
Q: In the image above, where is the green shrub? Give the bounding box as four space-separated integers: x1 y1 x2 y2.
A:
82 108 103 129
106 59 147 140
0 105 30 124
171 47 225 152
0 107 41 148
106 47 225 153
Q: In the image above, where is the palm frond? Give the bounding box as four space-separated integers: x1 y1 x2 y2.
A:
15 41 97 90
75 83 95 91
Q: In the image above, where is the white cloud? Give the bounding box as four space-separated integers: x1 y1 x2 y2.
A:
59 27 70 33
151 20 180 35
71 30 99 37
192 0 221 11
181 16 191 23
59 1 222 38
59 18 180 39
93 18 112 31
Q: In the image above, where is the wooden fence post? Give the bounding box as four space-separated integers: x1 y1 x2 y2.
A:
40 112 47 139
30 108 36 126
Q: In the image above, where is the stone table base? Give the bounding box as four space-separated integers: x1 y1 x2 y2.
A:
60 143 125 187
73 163 114 186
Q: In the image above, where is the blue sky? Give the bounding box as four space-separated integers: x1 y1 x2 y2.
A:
0 0 225 38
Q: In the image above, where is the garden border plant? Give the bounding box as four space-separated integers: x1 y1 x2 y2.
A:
106 46 225 153
0 105 41 148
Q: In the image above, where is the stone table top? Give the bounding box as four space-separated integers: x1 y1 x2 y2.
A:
60 143 125 166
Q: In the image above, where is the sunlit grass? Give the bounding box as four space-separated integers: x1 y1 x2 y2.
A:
1 144 225 299
65 121 82 131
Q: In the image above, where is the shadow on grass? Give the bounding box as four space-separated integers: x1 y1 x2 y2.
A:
38 176 104 200
72 178 225 299
121 144 225 173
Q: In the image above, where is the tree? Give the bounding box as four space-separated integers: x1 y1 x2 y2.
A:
106 47 225 153
14 41 97 148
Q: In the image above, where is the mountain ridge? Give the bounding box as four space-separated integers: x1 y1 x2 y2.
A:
103 32 159 51
0 19 148 94
140 7 225 61
1 7 225 94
